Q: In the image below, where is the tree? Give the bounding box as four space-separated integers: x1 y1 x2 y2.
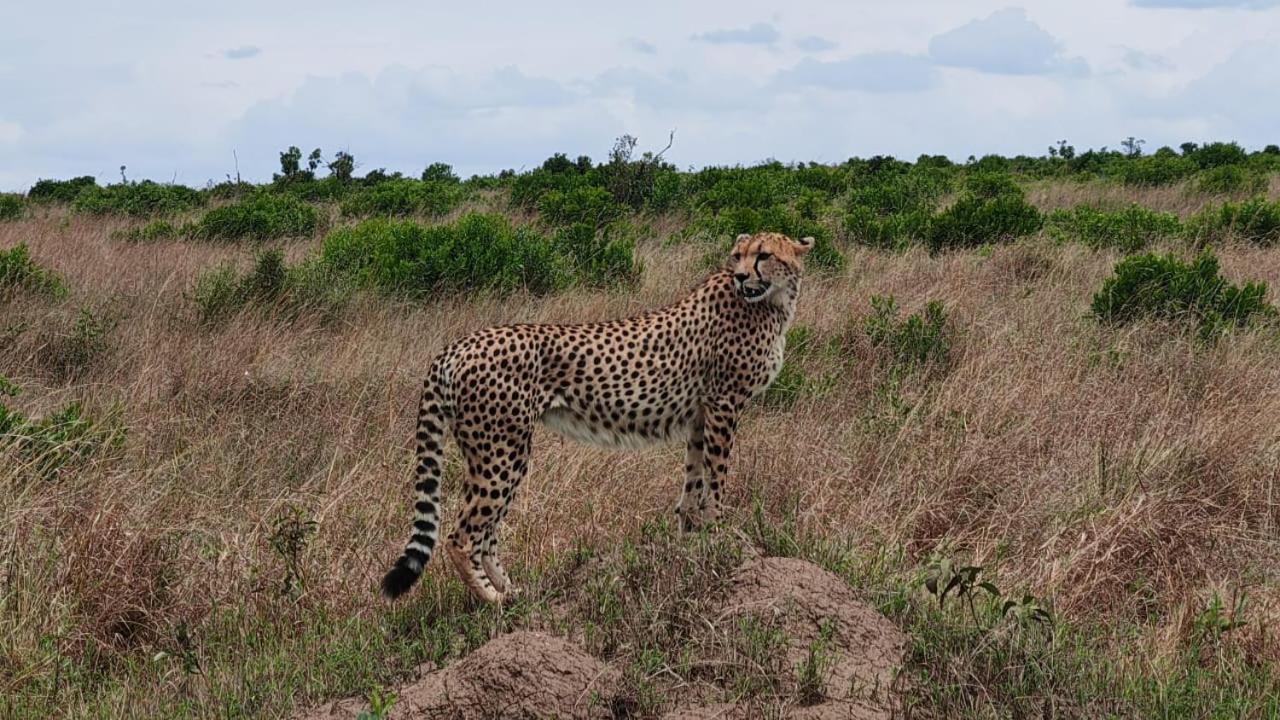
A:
422 162 459 183
279 146 303 178
328 151 355 182
1121 136 1146 158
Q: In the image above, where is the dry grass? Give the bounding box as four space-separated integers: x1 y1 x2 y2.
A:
3 193 1280 717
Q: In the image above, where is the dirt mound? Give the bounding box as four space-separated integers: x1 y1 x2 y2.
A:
304 631 618 720
717 556 907 716
306 556 905 719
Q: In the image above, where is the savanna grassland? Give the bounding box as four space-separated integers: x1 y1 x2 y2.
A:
4 140 1280 718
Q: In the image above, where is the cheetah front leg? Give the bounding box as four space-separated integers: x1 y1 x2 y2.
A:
697 399 739 527
675 409 706 534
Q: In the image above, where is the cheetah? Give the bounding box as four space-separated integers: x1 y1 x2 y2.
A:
382 231 814 604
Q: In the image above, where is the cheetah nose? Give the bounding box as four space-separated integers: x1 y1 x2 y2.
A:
733 272 749 283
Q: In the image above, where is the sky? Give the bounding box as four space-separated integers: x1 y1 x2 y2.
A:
1 0 1278 191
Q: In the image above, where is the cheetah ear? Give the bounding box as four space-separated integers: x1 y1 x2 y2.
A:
735 233 752 243
791 235 815 256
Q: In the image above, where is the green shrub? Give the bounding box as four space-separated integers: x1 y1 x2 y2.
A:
27 176 96 203
192 193 319 242
844 208 932 249
864 296 951 374
843 169 950 249
761 326 836 408
191 265 245 323
1 243 67 300
925 174 1041 252
1189 142 1249 170
1091 251 1274 332
72 181 204 217
320 214 565 296
1109 153 1197 187
191 248 342 323
509 167 592 210
0 379 120 481
1186 198 1280 246
45 307 116 378
340 179 465 218
551 222 640 287
110 219 181 243
0 194 24 221
1194 166 1268 196
421 163 460 184
538 185 622 228
1046 205 1182 252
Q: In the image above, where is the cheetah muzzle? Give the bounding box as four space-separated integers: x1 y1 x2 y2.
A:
381 231 815 604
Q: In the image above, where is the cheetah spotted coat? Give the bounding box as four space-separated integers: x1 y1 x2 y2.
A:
382 232 813 603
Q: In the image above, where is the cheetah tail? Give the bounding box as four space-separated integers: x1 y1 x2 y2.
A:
381 382 447 599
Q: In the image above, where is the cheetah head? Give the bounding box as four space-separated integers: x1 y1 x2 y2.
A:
728 232 814 304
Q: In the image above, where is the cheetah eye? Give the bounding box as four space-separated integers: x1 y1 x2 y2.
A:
731 253 741 261
757 252 772 261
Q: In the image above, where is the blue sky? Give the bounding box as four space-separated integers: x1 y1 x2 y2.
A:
1 0 1278 190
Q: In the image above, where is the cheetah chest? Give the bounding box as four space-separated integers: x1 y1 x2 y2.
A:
749 330 788 399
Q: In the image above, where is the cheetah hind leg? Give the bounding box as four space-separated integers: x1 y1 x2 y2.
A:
446 536 504 605
481 533 512 595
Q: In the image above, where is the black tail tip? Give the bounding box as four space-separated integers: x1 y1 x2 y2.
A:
381 563 420 599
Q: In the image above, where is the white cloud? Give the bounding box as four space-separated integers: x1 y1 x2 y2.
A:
624 38 657 54
775 54 937 93
929 8 1089 76
691 22 780 45
222 45 261 60
1 0 1278 191
794 36 837 52
0 120 23 144
1131 0 1279 8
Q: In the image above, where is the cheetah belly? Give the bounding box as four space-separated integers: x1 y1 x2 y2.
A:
540 397 691 450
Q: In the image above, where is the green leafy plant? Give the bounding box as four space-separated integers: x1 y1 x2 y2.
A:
925 173 1042 252
0 378 120 482
1193 591 1248 640
356 686 397 720
1194 165 1268 196
27 176 96 203
1 243 67 300
0 193 25 221
46 307 117 378
1000 594 1053 628
1185 197 1280 246
1091 251 1275 333
72 181 204 218
267 504 318 597
339 178 465 218
921 558 1001 625
550 222 641 287
538 185 623 228
1046 204 1182 253
111 219 181 243
321 214 565 296
191 193 318 242
864 296 950 374
191 248 300 323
